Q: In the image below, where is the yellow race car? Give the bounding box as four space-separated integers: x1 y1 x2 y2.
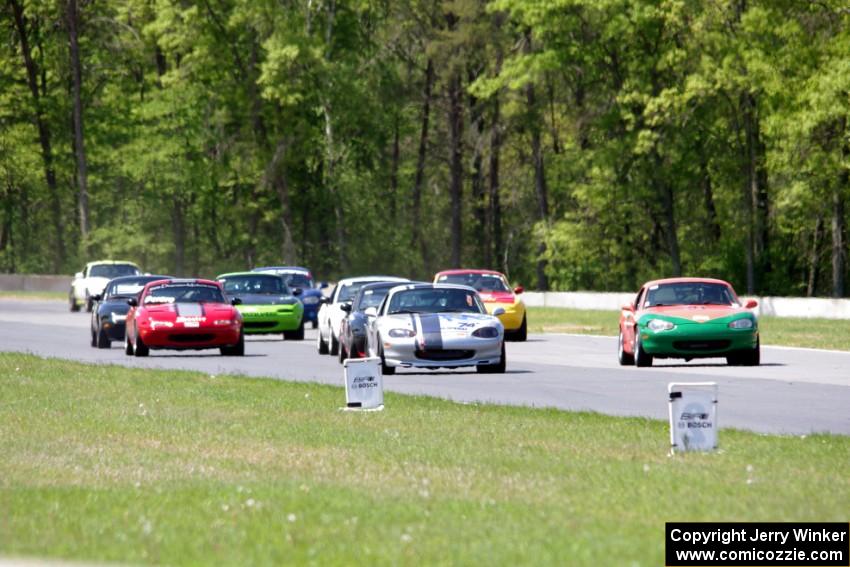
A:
433 269 527 341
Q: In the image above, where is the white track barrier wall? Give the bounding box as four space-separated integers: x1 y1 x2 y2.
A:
522 291 850 320
0 274 69 293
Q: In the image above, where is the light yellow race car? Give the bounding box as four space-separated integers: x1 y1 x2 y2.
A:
433 269 527 341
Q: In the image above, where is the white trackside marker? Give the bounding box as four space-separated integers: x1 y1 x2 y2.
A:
343 357 384 411
668 382 718 453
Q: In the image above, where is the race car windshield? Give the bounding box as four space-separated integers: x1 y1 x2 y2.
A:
144 284 225 304
220 275 289 296
105 278 161 299
388 288 484 314
355 287 393 311
89 264 139 278
281 273 313 289
337 281 382 303
438 273 510 292
645 283 736 307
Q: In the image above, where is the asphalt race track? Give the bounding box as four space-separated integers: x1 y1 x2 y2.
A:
1 299 849 435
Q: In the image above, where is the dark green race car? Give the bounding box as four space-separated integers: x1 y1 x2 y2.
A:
216 272 305 340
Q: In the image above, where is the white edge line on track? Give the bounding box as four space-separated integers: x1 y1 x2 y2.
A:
537 332 850 355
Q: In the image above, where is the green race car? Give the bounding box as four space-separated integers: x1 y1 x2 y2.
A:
618 277 760 367
216 272 305 340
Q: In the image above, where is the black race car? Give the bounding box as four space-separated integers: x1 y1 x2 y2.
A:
338 281 408 363
90 275 171 348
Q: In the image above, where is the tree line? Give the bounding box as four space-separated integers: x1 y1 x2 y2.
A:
1 0 848 297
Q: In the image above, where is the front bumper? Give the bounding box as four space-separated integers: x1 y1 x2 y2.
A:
640 324 758 358
383 337 503 369
139 325 241 349
101 321 126 341
301 303 319 323
486 302 525 331
239 306 303 334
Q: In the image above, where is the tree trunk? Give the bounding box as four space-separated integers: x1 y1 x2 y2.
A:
833 180 847 298
525 31 549 290
468 72 486 267
411 59 434 272
267 141 296 264
487 94 502 270
10 0 65 272
807 215 823 297
67 0 90 250
653 150 681 276
700 146 721 243
389 116 399 219
172 197 185 276
741 91 770 293
448 70 464 268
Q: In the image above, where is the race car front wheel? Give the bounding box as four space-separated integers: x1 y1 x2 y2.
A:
317 328 329 354
634 332 653 367
478 343 507 374
134 329 149 357
97 328 111 349
727 338 760 366
70 292 80 312
221 332 245 356
284 321 305 341
379 341 395 375
329 332 340 356
124 333 134 355
617 330 634 365
509 315 527 342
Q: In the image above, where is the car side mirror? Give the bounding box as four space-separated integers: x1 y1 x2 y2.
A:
340 303 352 313
293 288 303 296
318 281 329 289
745 299 758 309
74 272 83 279
91 294 102 302
493 307 506 317
364 307 377 318
513 285 524 294
127 298 138 307
319 296 330 304
621 303 635 312
231 297 242 306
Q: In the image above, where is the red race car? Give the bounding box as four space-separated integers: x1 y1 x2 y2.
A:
124 279 244 357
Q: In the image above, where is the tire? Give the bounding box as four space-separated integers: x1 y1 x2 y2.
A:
311 320 318 329
124 333 134 356
728 338 760 366
90 329 97 348
617 330 634 365
97 328 111 349
478 342 507 374
70 292 81 312
329 331 339 356
221 332 245 356
634 331 653 367
284 321 305 341
338 340 347 364
509 315 527 342
317 327 329 354
379 342 395 375
85 294 94 313
134 331 149 357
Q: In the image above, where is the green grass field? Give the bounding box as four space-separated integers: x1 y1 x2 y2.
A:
527 307 850 351
1 353 847 566
0 290 67 301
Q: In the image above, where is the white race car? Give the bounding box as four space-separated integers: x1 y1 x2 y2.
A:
70 260 141 312
316 276 409 355
366 283 506 375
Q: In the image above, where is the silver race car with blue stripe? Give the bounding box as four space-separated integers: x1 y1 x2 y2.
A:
366 283 506 375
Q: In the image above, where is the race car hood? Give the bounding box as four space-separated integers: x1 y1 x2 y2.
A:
382 312 501 345
142 302 236 320
97 299 132 316
639 304 754 324
231 293 299 306
477 291 516 304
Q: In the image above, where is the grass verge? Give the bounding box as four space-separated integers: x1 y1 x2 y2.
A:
1 353 847 565
0 290 66 301
527 306 850 351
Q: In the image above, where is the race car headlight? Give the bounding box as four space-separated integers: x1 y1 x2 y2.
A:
301 296 319 305
149 320 174 328
214 319 234 326
472 326 499 338
728 318 754 329
647 319 675 331
388 328 415 338
110 312 126 323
